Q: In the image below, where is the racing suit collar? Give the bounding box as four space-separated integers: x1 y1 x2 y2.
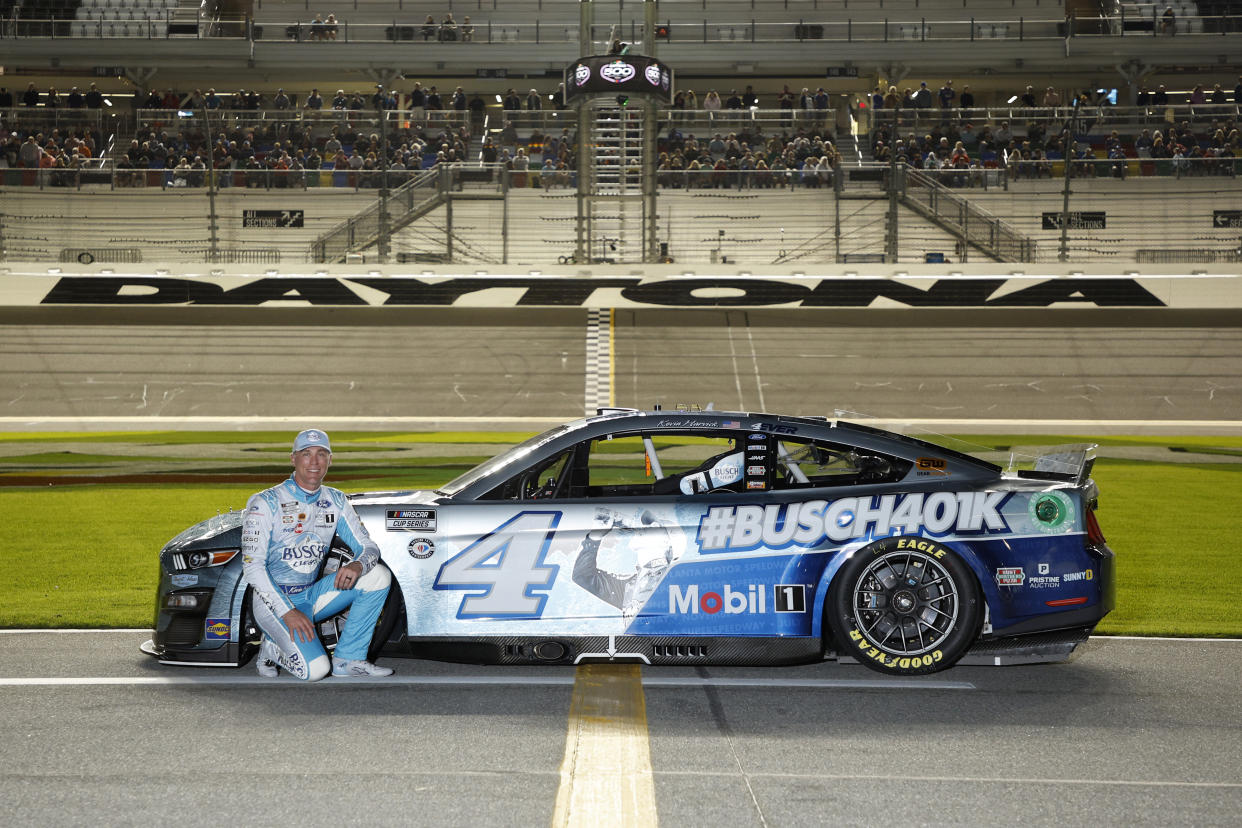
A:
284 474 322 503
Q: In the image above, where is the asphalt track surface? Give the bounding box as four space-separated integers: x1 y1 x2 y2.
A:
3 308 1242 825
1 308 1241 431
1 633 1240 827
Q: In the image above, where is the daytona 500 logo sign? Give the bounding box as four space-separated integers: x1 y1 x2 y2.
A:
695 492 1011 553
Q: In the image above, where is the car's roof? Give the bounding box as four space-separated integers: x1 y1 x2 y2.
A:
440 408 1002 500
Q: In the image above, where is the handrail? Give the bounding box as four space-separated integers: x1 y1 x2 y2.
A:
902 166 1037 262
5 13 1241 43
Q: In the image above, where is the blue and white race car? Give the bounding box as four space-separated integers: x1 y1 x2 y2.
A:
141 409 1114 675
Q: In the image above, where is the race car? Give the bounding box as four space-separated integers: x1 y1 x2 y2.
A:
141 409 1114 675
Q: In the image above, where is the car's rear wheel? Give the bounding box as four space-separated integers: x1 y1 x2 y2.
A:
827 536 980 675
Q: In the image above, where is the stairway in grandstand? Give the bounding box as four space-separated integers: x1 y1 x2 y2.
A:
901 168 1039 261
581 101 650 264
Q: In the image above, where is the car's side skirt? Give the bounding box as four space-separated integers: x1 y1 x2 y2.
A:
396 635 826 667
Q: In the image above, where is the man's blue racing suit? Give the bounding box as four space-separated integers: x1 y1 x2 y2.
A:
242 475 390 680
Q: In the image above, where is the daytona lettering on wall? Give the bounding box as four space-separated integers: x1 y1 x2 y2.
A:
33 276 1169 308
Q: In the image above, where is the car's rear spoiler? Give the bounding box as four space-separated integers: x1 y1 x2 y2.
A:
1013 444 1097 486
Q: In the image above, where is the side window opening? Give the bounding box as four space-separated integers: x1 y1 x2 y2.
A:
773 438 910 489
585 432 744 497
481 447 575 500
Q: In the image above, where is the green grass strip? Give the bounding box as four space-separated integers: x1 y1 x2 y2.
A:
0 433 1237 635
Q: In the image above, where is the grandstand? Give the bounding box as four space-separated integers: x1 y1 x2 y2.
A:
2 0 1240 269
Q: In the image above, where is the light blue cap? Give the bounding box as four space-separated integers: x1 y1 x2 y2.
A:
292 429 331 453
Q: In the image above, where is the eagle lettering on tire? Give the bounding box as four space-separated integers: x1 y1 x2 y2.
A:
828 536 981 675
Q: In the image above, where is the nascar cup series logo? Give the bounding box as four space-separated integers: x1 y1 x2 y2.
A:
574 63 591 87
696 492 1010 553
600 59 636 84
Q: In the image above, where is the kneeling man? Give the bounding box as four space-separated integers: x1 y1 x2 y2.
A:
243 429 393 679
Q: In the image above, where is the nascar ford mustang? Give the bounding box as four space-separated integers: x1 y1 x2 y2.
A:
141 410 1114 676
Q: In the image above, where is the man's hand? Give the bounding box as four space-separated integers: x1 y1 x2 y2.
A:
335 561 364 590
282 608 315 643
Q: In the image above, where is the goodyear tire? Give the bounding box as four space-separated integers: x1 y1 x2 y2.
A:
827 536 980 676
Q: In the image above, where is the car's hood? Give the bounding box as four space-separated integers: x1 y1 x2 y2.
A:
163 511 243 553
349 489 443 507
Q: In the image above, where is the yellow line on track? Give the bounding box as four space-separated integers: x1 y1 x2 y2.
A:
551 664 657 828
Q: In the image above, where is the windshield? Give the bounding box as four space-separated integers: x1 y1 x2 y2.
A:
436 419 586 497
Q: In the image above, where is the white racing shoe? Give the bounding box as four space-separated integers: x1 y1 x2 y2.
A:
331 657 394 677
256 638 280 678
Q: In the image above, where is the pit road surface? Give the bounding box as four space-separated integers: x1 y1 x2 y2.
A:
1 632 1240 826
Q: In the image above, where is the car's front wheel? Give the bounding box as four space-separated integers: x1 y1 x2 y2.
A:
827 536 980 675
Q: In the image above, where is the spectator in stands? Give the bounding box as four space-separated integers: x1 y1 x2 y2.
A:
422 15 436 40
1210 83 1227 104
778 85 795 125
18 134 43 168
1043 86 1061 107
503 88 522 111
725 90 743 110
21 84 40 107
1153 85 1169 106
1108 143 1128 178
66 87 84 109
324 14 339 40
1020 86 1037 108
913 82 932 109
1160 6 1175 36
425 86 442 119
813 87 830 116
406 82 424 121
304 88 323 110
461 16 474 42
959 84 975 110
310 15 326 41
703 90 722 118
938 81 955 109
0 88 12 109
526 89 542 111
743 86 759 108
273 89 291 109
883 85 901 110
439 13 457 42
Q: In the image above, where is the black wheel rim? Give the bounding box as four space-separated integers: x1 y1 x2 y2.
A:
851 549 960 656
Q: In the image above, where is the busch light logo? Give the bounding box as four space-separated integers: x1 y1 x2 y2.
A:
600 60 636 84
644 64 662 87
281 538 326 570
574 64 591 87
696 492 1011 553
